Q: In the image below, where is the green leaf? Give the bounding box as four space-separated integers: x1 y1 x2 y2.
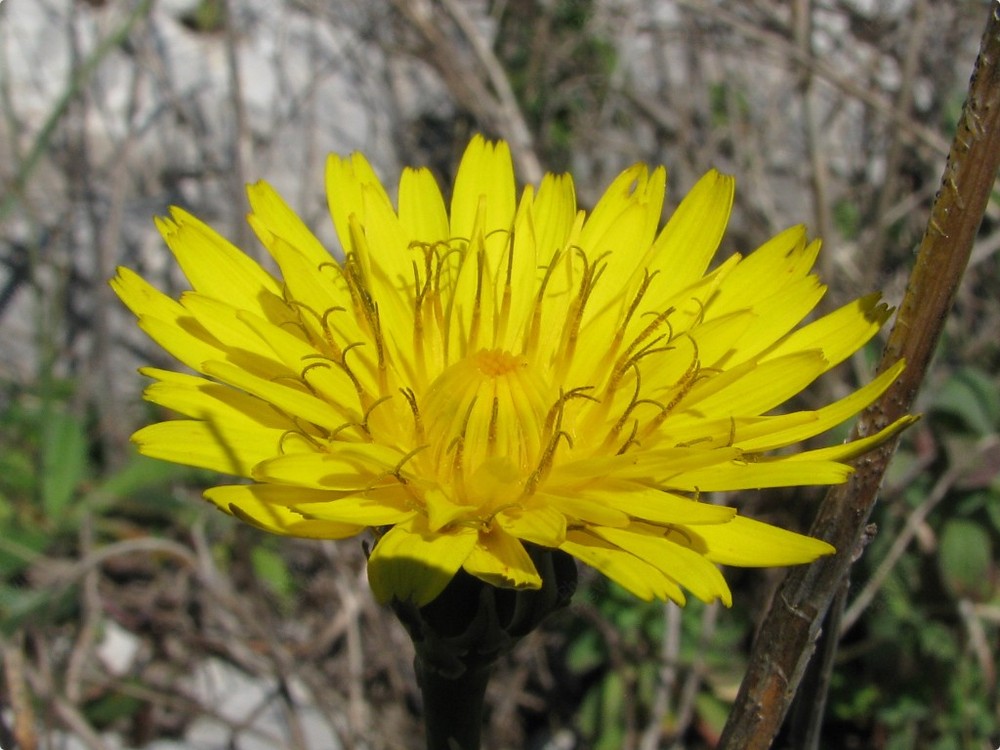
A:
251 545 292 597
931 367 1000 436
594 672 626 750
695 691 731 739
0 582 76 636
937 519 994 601
82 454 189 513
0 525 50 578
566 628 605 674
84 688 145 727
983 489 1000 534
41 409 88 518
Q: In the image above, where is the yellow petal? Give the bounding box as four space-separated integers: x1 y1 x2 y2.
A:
398 166 450 245
140 368 292 428
666 459 853 491
134 316 222 374
180 293 274 355
707 226 817 316
112 269 224 371
581 165 666 313
494 186 541 350
201 359 348 428
531 173 577 268
246 180 334 270
462 526 542 590
326 151 392 255
709 277 826 366
132 420 282 476
251 445 401 489
205 484 364 539
234 309 362 420
255 233 364 348
786 414 919 463
560 530 685 604
111 267 185 322
295 487 418 526
155 208 282 315
534 491 630 527
763 293 892 370
367 520 479 605
594 526 732 606
497 504 567 547
676 351 828 419
450 135 516 243
595 486 737 526
646 169 734 299
692 515 835 566
735 360 907 451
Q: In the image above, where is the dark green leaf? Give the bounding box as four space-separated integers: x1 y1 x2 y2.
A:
41 410 88 518
937 519 994 601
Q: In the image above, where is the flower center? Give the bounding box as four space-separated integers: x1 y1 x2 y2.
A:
417 348 552 504
473 348 523 378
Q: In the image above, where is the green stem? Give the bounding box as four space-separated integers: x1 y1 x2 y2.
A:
415 657 491 750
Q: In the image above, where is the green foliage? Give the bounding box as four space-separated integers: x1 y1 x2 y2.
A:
931 366 1000 435
937 519 993 601
833 198 862 241
41 406 90 519
562 580 748 748
251 543 295 602
181 0 226 34
708 82 750 129
829 362 1000 747
0 380 195 636
558 359 1000 748
496 0 617 170
83 686 146 729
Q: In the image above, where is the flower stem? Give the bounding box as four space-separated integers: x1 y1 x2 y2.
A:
415 656 492 750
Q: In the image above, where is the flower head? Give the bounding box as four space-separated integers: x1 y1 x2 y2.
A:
113 136 913 607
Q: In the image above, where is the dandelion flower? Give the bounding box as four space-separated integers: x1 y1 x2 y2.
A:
113 136 914 608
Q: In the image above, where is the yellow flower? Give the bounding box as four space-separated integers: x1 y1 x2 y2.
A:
113 136 913 608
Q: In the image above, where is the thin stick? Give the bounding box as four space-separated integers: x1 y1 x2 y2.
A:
717 5 1000 748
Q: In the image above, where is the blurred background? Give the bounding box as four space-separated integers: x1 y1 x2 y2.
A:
1 0 998 748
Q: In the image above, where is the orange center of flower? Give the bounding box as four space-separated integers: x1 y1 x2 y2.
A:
414 348 552 508
473 348 524 377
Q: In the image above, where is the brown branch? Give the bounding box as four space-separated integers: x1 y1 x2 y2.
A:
717 4 1000 749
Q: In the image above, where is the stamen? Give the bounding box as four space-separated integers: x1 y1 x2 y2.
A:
361 395 393 436
388 445 428 484
524 430 573 497
343 254 389 396
329 421 365 440
278 429 323 453
448 397 478 496
641 338 702 436
607 365 669 444
617 419 641 455
487 395 500 454
556 248 608 378
467 241 486 355
483 502 522 530
399 387 425 444
497 227 515 345
527 387 593 496
620 308 675 368
301 348 367 407
523 248 562 358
